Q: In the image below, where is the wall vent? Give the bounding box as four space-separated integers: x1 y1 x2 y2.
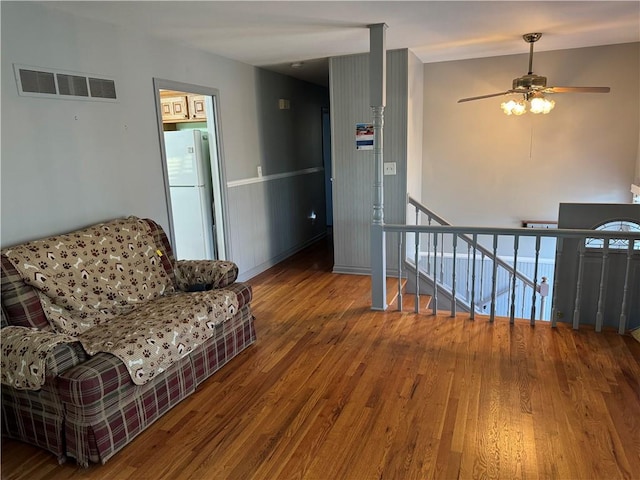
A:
57 73 89 97
14 64 117 102
89 77 117 99
19 69 56 94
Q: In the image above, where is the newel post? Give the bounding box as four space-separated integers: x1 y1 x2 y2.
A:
370 23 388 311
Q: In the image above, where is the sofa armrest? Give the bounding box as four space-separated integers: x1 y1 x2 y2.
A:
174 260 239 291
45 341 88 377
1 326 79 390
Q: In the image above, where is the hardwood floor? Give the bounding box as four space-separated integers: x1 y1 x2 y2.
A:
2 236 640 479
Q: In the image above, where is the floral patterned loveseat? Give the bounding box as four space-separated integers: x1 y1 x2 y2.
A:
1 216 256 466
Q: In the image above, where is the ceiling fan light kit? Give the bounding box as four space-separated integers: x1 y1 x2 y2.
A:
458 32 610 116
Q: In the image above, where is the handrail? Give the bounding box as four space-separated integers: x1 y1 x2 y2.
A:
407 195 537 292
384 223 640 240
408 195 452 227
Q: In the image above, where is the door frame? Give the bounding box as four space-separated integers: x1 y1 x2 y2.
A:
153 78 231 260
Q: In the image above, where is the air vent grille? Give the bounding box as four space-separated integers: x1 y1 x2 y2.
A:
14 64 117 102
19 69 56 94
89 77 117 99
57 74 89 97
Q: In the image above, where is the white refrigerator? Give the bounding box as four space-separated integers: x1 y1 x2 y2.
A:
164 130 216 260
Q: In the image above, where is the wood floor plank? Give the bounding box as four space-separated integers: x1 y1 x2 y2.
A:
2 236 639 479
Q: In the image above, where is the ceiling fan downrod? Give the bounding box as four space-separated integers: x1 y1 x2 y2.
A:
523 32 542 74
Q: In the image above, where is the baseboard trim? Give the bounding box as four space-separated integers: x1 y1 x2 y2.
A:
332 265 370 275
332 265 400 277
238 231 327 282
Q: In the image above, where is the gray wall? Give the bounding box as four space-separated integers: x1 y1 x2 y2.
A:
227 68 328 279
1 2 327 280
330 49 421 274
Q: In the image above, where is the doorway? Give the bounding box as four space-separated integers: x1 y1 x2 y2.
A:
153 79 229 260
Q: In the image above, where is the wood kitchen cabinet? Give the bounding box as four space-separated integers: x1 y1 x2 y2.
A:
160 91 207 123
187 95 207 120
161 96 189 121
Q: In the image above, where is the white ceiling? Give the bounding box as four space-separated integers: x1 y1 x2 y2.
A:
44 1 640 86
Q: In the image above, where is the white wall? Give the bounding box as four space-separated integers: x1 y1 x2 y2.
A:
422 42 640 227
1 2 327 279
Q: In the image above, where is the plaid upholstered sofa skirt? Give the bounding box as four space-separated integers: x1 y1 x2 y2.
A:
1 218 256 466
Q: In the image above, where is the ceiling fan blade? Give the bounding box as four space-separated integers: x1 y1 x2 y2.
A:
544 86 610 94
457 91 514 103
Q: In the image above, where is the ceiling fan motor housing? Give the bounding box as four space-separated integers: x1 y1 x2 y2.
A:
512 74 547 90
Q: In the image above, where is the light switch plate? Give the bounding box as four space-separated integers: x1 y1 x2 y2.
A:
383 162 396 175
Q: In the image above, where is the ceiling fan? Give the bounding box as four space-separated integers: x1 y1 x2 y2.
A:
457 33 610 114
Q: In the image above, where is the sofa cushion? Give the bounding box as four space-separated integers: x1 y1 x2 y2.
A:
2 217 174 336
143 218 178 287
74 289 240 385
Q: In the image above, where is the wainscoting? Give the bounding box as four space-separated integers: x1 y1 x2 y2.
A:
226 168 327 281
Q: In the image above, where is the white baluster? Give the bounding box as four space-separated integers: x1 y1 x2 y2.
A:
433 232 438 315
414 230 420 313
539 280 548 322
451 234 457 317
507 271 513 320
426 217 432 275
439 234 445 284
470 234 477 320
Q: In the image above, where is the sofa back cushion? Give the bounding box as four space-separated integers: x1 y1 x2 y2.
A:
2 217 174 336
143 218 178 286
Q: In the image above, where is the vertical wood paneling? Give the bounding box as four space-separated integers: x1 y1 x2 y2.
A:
407 51 424 201
330 50 410 274
330 54 372 272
